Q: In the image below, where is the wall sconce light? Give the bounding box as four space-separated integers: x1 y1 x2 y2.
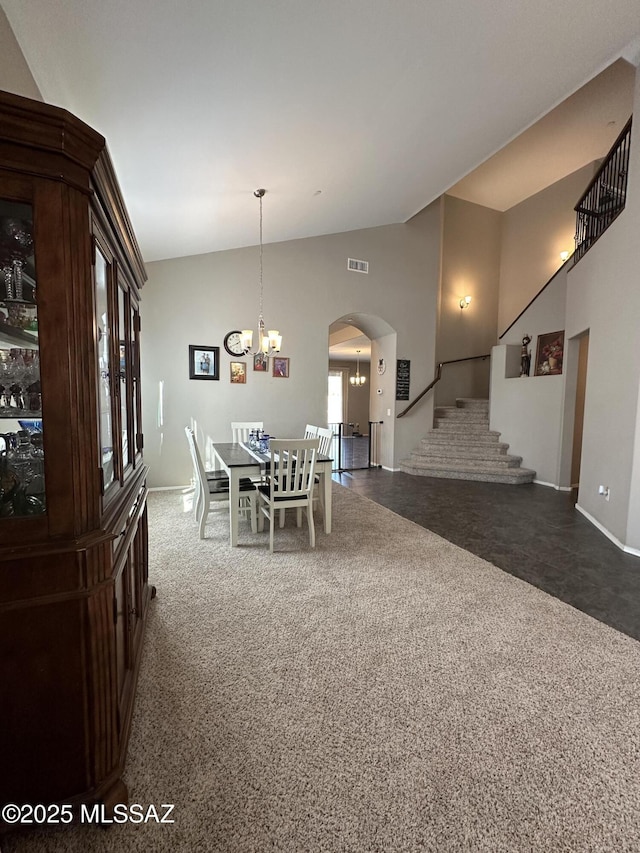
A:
459 295 472 310
559 250 570 263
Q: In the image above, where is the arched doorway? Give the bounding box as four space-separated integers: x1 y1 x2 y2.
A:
328 313 397 471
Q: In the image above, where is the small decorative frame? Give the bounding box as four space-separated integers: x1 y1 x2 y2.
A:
189 345 219 380
230 361 247 384
272 356 289 378
253 353 269 372
534 331 564 376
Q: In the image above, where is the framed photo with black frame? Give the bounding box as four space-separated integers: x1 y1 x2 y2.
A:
189 345 220 380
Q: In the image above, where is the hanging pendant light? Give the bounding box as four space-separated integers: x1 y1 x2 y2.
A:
240 189 282 356
350 349 366 386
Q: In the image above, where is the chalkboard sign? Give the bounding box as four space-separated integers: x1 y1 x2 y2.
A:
396 359 410 400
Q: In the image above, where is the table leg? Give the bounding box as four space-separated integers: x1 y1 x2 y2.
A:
321 463 332 534
230 469 240 547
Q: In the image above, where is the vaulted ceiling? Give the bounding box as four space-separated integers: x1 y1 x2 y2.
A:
2 1 639 263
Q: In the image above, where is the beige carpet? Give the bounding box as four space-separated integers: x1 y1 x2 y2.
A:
4 484 640 852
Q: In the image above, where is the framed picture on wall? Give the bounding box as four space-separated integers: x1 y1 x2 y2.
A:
534 331 564 376
189 345 220 380
272 357 289 378
230 361 247 384
253 353 269 372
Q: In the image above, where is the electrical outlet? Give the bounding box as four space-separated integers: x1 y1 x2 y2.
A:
605 487 610 502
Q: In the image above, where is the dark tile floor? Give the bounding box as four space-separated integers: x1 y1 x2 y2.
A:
334 468 640 642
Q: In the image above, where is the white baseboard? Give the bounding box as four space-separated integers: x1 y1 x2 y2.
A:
533 479 572 491
148 484 190 492
383 466 401 472
575 503 640 557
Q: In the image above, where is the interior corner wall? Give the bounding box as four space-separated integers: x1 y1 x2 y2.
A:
0 9 42 101
370 334 397 469
498 161 598 335
141 204 441 488
436 195 501 406
566 64 640 549
488 268 568 486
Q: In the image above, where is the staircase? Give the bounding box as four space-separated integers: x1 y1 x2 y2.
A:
400 398 536 484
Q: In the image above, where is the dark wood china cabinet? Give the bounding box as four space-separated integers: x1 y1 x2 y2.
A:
0 89 152 821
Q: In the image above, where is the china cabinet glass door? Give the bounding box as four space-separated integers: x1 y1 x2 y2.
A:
94 243 115 491
0 198 45 517
117 283 131 471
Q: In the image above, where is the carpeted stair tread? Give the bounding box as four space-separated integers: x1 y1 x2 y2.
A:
455 397 490 408
433 421 496 433
434 407 489 422
423 430 504 445
399 461 536 483
417 442 511 458
409 452 524 468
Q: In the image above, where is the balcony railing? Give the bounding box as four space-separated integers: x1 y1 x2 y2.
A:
574 117 632 261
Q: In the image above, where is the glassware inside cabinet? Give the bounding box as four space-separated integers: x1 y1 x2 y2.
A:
0 198 45 517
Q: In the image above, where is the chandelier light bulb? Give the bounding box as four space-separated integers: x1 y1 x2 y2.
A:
350 349 366 386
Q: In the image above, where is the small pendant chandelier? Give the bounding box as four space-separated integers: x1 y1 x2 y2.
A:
350 349 366 386
241 189 282 356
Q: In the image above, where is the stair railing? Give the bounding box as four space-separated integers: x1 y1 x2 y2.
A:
397 354 490 418
574 116 632 262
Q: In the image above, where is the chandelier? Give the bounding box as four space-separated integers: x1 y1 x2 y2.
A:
350 349 366 386
240 189 282 357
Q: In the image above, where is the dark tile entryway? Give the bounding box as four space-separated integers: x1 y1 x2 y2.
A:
335 469 640 642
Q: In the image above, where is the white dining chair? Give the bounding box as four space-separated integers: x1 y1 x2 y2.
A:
311 426 334 514
185 427 257 539
315 426 333 456
256 438 319 552
277 424 320 526
231 421 264 444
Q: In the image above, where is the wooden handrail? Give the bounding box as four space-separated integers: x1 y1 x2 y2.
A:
396 354 490 418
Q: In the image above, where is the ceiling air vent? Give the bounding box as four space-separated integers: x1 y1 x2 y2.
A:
347 257 369 274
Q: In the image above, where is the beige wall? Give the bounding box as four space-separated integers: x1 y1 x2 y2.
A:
141 203 441 487
567 65 640 550
436 195 501 406
489 63 640 551
0 8 41 100
498 161 598 335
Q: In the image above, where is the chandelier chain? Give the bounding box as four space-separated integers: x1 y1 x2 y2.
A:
258 191 264 320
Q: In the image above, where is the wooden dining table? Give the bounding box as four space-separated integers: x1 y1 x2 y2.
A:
211 442 334 547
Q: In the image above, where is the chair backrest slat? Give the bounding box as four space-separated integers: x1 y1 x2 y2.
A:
304 424 318 439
